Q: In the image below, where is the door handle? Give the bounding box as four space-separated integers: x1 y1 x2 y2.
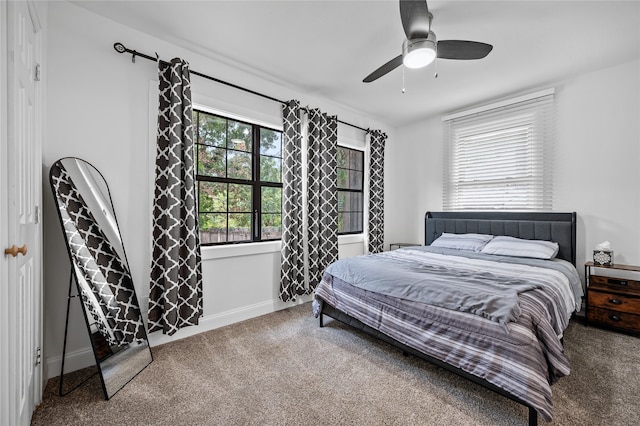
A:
5 244 28 257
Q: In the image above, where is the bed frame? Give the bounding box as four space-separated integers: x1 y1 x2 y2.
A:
318 211 577 426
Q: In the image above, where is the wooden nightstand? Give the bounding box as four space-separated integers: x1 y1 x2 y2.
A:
585 261 640 335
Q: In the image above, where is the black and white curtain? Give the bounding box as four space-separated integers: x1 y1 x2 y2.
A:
148 58 203 335
280 102 339 301
368 130 387 253
279 100 305 302
306 109 338 290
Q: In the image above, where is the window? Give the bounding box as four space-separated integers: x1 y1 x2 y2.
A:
442 91 554 211
337 146 364 234
193 109 282 245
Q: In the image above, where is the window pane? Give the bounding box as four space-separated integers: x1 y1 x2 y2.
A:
338 191 349 212
260 128 281 157
338 211 350 233
199 213 227 244
197 114 226 147
227 151 252 180
337 168 347 189
261 213 281 240
198 145 226 177
350 192 363 212
352 212 363 232
337 147 347 168
199 181 226 212
229 213 251 241
261 187 281 213
228 184 251 212
348 170 363 190
349 149 364 171
260 156 282 183
227 120 252 152
338 212 363 234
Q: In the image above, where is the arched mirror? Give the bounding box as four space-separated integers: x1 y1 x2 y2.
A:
49 157 153 399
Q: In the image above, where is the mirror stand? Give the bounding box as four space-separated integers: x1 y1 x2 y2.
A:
58 266 98 397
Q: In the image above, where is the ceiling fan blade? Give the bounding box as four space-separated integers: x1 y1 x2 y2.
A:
400 0 431 39
437 40 493 60
363 55 403 83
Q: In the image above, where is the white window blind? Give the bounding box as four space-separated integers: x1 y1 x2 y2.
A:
443 92 555 211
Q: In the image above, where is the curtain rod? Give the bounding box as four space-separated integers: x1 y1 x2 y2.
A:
113 42 370 134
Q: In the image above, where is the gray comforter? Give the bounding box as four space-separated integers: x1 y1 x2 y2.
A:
324 246 582 328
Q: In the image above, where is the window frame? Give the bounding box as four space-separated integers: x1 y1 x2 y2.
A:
193 108 283 246
337 145 365 235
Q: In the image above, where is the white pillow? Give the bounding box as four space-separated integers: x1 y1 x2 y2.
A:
430 233 494 252
480 236 559 260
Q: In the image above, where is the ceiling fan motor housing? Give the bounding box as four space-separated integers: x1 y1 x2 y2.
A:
402 31 437 68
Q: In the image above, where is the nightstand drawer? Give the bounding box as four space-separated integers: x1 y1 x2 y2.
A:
590 275 640 293
587 307 640 333
588 290 640 314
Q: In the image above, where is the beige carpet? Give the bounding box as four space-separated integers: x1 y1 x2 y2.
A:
32 303 640 425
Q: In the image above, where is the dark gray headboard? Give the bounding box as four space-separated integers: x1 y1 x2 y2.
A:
425 211 577 265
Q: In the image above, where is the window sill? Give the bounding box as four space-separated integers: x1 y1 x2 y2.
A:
201 240 281 260
200 234 364 260
339 234 364 245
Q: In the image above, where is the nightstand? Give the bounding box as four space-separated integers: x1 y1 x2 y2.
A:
585 261 640 335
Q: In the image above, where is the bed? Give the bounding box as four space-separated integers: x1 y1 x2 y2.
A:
313 211 582 425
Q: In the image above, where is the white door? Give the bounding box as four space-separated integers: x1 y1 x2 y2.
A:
1 1 43 425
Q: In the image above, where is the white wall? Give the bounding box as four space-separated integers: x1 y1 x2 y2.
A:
388 59 640 273
43 1 391 378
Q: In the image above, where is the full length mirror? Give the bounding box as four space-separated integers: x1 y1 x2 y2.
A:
50 157 153 399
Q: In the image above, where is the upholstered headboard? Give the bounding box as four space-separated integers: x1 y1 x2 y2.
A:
425 211 577 265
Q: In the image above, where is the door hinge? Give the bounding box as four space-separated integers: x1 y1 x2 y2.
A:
35 205 40 224
34 63 41 82
35 346 41 366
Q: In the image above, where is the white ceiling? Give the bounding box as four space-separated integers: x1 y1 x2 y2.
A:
73 0 640 127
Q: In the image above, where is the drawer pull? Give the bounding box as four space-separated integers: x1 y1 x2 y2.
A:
609 299 623 305
608 278 628 286
609 314 622 322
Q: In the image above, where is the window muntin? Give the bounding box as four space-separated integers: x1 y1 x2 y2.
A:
194 109 282 245
337 146 364 234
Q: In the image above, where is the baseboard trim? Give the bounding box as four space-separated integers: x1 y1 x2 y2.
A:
46 346 96 380
45 295 313 379
148 295 312 347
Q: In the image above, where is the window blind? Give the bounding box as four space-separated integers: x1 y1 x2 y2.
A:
443 92 554 211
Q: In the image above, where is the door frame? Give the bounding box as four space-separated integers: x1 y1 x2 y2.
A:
1 0 12 422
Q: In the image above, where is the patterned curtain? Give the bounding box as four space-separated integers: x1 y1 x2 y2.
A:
368 130 387 253
148 58 203 335
279 100 305 302
306 109 338 291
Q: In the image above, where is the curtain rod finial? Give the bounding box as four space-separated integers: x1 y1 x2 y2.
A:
113 42 126 54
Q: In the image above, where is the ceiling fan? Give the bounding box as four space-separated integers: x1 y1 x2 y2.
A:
363 0 493 83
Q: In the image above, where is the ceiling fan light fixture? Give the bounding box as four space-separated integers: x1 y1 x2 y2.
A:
402 33 437 69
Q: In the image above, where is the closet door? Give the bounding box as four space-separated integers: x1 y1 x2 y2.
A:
1 1 43 425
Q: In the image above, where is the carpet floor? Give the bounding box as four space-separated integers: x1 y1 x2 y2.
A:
32 303 640 425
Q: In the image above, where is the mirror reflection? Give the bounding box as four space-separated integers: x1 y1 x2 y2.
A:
50 157 152 399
